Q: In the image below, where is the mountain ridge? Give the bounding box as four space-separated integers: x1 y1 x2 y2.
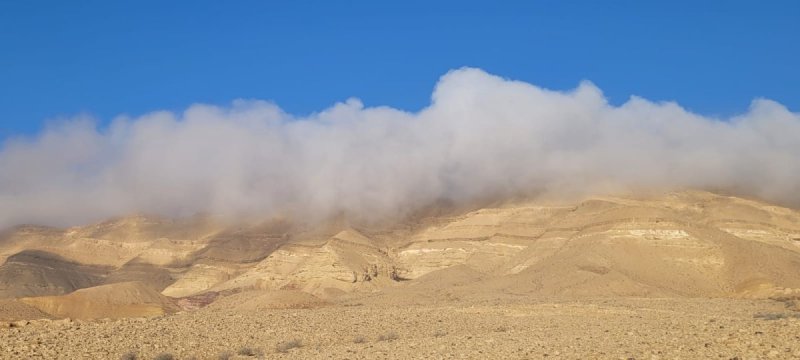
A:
2 190 799 320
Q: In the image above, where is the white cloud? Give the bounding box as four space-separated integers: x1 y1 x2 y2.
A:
1 68 798 229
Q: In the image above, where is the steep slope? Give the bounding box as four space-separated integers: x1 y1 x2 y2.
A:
160 220 294 297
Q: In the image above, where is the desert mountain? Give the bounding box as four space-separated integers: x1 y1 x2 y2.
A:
1 190 799 320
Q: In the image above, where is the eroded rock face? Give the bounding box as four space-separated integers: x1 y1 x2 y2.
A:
160 263 234 298
205 191 800 300
3 190 800 320
212 230 394 296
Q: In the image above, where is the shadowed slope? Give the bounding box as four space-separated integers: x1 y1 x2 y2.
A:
0 250 109 299
20 281 179 319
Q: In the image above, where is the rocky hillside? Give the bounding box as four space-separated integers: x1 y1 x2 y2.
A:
1 190 799 320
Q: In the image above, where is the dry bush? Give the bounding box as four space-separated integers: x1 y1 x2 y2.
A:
237 346 263 356
753 312 800 320
377 331 399 342
276 338 303 353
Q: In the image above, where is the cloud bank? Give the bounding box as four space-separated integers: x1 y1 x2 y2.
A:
2 68 799 229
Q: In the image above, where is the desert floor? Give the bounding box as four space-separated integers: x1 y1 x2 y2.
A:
2 297 800 359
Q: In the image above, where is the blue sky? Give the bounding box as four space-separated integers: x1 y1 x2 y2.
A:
1 1 798 140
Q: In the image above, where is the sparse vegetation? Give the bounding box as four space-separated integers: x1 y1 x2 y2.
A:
237 346 262 356
353 335 366 343
770 296 800 311
377 331 399 342
276 339 303 353
153 353 174 360
120 351 137 360
753 312 800 320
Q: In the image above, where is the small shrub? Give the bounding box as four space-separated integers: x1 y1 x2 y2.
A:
433 330 447 338
217 351 233 360
237 347 262 356
353 335 366 343
276 339 303 353
753 312 800 320
153 354 174 360
377 331 399 342
120 351 137 360
754 312 786 320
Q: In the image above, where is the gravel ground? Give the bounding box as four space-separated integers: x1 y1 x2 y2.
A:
2 298 800 359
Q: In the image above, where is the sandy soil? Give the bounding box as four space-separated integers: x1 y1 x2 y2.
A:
2 297 799 359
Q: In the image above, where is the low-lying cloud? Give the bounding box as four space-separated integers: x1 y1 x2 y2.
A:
2 68 799 229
